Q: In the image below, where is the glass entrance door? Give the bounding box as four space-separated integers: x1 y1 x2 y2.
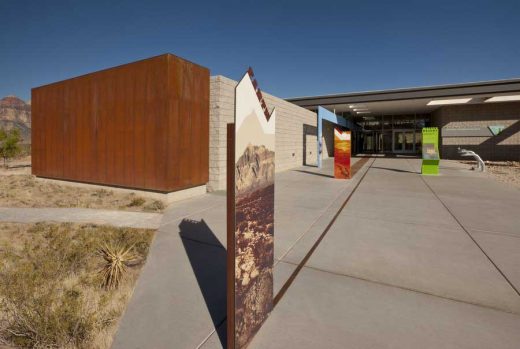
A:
393 130 415 153
382 131 392 152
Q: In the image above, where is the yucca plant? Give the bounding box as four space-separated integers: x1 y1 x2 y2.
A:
98 243 136 290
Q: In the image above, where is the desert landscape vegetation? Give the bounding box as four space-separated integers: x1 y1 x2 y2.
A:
0 222 155 348
0 165 165 212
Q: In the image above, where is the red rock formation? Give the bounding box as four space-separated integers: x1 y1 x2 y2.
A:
0 96 31 142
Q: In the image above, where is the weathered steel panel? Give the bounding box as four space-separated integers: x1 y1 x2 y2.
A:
31 54 209 192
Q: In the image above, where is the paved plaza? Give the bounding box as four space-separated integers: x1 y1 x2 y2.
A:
112 157 520 349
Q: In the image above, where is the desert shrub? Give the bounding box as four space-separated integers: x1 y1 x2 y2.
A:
98 243 137 290
0 223 154 348
0 127 22 167
144 200 165 212
127 197 145 207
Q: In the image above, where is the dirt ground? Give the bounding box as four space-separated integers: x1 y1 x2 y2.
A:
460 160 520 189
0 156 165 212
0 222 155 349
0 156 32 176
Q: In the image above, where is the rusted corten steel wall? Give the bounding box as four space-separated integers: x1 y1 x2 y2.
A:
31 54 209 192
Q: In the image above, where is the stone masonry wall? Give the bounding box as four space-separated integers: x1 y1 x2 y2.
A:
431 102 520 161
208 75 318 191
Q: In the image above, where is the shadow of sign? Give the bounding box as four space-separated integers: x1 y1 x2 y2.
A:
179 218 227 347
293 169 334 178
371 166 418 174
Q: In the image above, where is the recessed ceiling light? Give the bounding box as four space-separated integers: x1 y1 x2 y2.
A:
356 111 371 114
427 98 472 105
349 105 356 108
353 108 368 111
485 95 520 102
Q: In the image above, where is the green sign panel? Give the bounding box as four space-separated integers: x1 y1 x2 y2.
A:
488 125 505 136
421 127 440 175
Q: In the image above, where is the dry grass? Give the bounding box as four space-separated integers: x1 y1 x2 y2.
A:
0 222 155 349
0 173 165 212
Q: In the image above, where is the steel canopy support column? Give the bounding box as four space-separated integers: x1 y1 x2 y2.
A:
317 111 323 168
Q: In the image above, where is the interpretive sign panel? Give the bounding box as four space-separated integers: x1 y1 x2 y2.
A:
422 143 439 160
421 127 440 175
334 128 351 179
227 68 276 349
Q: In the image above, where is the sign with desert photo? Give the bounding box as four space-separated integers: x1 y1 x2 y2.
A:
227 68 275 349
334 128 351 179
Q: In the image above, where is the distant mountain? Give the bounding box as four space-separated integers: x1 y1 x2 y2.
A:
0 96 31 143
235 144 274 195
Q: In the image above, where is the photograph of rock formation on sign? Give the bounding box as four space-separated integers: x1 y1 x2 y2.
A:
334 128 351 179
231 68 276 349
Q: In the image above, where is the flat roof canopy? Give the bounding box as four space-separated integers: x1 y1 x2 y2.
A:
287 78 520 115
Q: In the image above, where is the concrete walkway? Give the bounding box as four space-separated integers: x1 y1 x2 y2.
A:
112 157 520 349
249 158 520 349
111 157 368 349
0 207 162 229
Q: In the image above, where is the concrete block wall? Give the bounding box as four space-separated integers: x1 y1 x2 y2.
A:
432 102 520 161
208 75 318 191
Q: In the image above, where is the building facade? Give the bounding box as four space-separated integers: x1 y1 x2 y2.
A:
288 79 520 161
32 54 519 196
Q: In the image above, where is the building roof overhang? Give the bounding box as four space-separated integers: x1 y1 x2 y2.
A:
287 78 520 115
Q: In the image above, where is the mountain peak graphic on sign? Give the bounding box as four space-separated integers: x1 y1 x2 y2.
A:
235 71 276 162
334 128 351 140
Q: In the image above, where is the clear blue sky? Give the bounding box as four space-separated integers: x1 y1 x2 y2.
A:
1 0 519 101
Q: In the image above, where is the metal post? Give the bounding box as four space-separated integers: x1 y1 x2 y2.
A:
317 112 322 168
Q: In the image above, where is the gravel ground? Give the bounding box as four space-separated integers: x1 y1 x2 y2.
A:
460 160 520 189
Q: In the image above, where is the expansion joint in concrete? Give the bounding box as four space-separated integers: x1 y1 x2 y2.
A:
273 157 375 306
408 160 520 298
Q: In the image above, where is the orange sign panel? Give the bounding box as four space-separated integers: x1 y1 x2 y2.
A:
334 129 351 179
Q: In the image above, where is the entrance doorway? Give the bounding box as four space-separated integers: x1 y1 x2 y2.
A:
361 131 394 153
392 130 415 153
354 114 431 155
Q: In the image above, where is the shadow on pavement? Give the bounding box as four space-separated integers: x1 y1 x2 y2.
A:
293 169 334 178
371 166 417 174
179 218 227 348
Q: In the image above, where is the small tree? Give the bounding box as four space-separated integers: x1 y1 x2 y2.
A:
0 127 22 168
